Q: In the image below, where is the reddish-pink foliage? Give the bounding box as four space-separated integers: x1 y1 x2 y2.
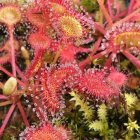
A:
28 33 50 49
43 0 94 45
26 7 48 28
39 68 61 114
60 45 90 62
102 22 140 50
106 68 127 87
100 22 140 68
78 68 124 100
33 63 81 114
20 123 70 140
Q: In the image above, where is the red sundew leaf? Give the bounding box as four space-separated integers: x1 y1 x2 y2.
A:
28 33 50 49
19 123 70 140
60 44 90 63
100 22 140 68
39 0 95 45
103 22 140 50
26 7 50 27
78 69 120 100
39 68 62 113
0 5 21 25
48 63 81 90
33 63 81 114
106 68 127 87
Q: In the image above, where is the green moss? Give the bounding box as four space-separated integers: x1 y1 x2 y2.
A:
81 0 99 12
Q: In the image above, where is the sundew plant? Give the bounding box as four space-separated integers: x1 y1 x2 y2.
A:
0 0 140 139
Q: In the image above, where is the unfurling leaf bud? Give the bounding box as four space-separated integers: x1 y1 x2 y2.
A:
21 47 30 60
3 77 17 96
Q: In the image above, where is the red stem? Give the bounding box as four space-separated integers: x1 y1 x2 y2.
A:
122 51 140 69
106 0 114 18
94 23 106 35
17 101 30 127
97 0 113 26
0 95 8 100
92 49 111 59
79 48 111 69
0 66 25 87
0 104 16 137
128 0 135 14
79 37 103 69
113 10 127 21
114 8 140 26
104 53 113 68
16 65 27 82
92 37 103 54
9 26 16 77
